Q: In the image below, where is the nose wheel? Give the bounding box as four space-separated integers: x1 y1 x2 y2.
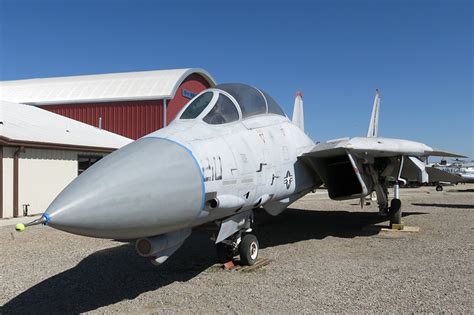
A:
239 234 259 265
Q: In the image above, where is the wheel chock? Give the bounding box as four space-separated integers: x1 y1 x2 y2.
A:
222 260 235 270
381 225 420 233
390 223 404 230
364 224 420 233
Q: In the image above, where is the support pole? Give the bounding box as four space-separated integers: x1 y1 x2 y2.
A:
0 146 3 219
163 99 167 127
13 147 22 217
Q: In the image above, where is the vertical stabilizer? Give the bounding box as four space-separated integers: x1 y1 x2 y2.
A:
292 91 304 132
367 89 381 137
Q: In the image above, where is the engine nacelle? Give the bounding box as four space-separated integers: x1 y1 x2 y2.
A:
135 229 191 265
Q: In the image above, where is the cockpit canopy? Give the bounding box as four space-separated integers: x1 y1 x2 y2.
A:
179 83 286 125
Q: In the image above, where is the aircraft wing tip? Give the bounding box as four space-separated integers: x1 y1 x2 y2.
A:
428 149 468 158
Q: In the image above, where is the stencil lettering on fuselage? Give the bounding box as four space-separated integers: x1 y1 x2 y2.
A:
201 156 223 182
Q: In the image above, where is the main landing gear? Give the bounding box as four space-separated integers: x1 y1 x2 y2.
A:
215 211 259 266
372 156 405 228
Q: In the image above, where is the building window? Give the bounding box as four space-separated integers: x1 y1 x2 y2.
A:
78 155 102 175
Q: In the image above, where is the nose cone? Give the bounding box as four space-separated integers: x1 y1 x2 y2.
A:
45 137 204 239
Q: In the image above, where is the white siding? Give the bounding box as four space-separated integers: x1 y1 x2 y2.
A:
18 148 78 216
1 146 108 218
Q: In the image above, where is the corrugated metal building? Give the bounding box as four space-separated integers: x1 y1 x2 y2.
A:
0 100 132 218
0 68 216 139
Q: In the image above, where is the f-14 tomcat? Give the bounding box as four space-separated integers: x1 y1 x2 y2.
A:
19 84 465 266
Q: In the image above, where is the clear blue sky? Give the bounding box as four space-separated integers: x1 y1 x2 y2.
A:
1 0 472 158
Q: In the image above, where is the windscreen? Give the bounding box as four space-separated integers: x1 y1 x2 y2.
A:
180 92 214 119
262 91 286 116
203 94 239 124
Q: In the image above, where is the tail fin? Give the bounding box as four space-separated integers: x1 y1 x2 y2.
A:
367 89 381 137
292 91 304 132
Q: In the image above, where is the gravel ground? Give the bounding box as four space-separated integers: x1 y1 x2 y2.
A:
0 184 472 314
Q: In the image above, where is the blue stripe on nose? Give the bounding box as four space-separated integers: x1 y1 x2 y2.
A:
147 136 205 215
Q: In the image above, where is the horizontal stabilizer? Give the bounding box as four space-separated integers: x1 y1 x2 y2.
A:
426 167 463 183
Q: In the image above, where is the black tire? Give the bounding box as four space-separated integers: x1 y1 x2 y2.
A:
436 185 443 192
239 234 259 266
389 199 402 225
216 243 234 263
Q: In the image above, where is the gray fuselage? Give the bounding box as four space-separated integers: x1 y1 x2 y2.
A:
43 87 319 239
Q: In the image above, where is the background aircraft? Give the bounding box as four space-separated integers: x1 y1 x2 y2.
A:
18 84 465 266
425 159 474 191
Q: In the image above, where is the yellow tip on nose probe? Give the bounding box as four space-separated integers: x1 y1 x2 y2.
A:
14 214 50 232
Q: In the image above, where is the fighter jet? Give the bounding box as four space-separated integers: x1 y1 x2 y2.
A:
18 84 466 266
425 159 474 191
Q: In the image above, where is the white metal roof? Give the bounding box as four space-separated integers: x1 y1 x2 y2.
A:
0 100 132 150
0 68 216 105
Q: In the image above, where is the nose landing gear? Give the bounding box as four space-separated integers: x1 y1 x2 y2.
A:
215 210 260 266
216 232 260 266
372 156 405 228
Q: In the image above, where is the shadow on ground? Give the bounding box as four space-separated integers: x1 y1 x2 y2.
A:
0 232 216 314
412 202 474 209
450 188 474 193
255 208 424 249
1 208 424 314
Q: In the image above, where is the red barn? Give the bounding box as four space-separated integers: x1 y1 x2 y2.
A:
0 68 216 139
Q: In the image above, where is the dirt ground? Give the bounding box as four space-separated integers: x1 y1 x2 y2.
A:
0 184 472 313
